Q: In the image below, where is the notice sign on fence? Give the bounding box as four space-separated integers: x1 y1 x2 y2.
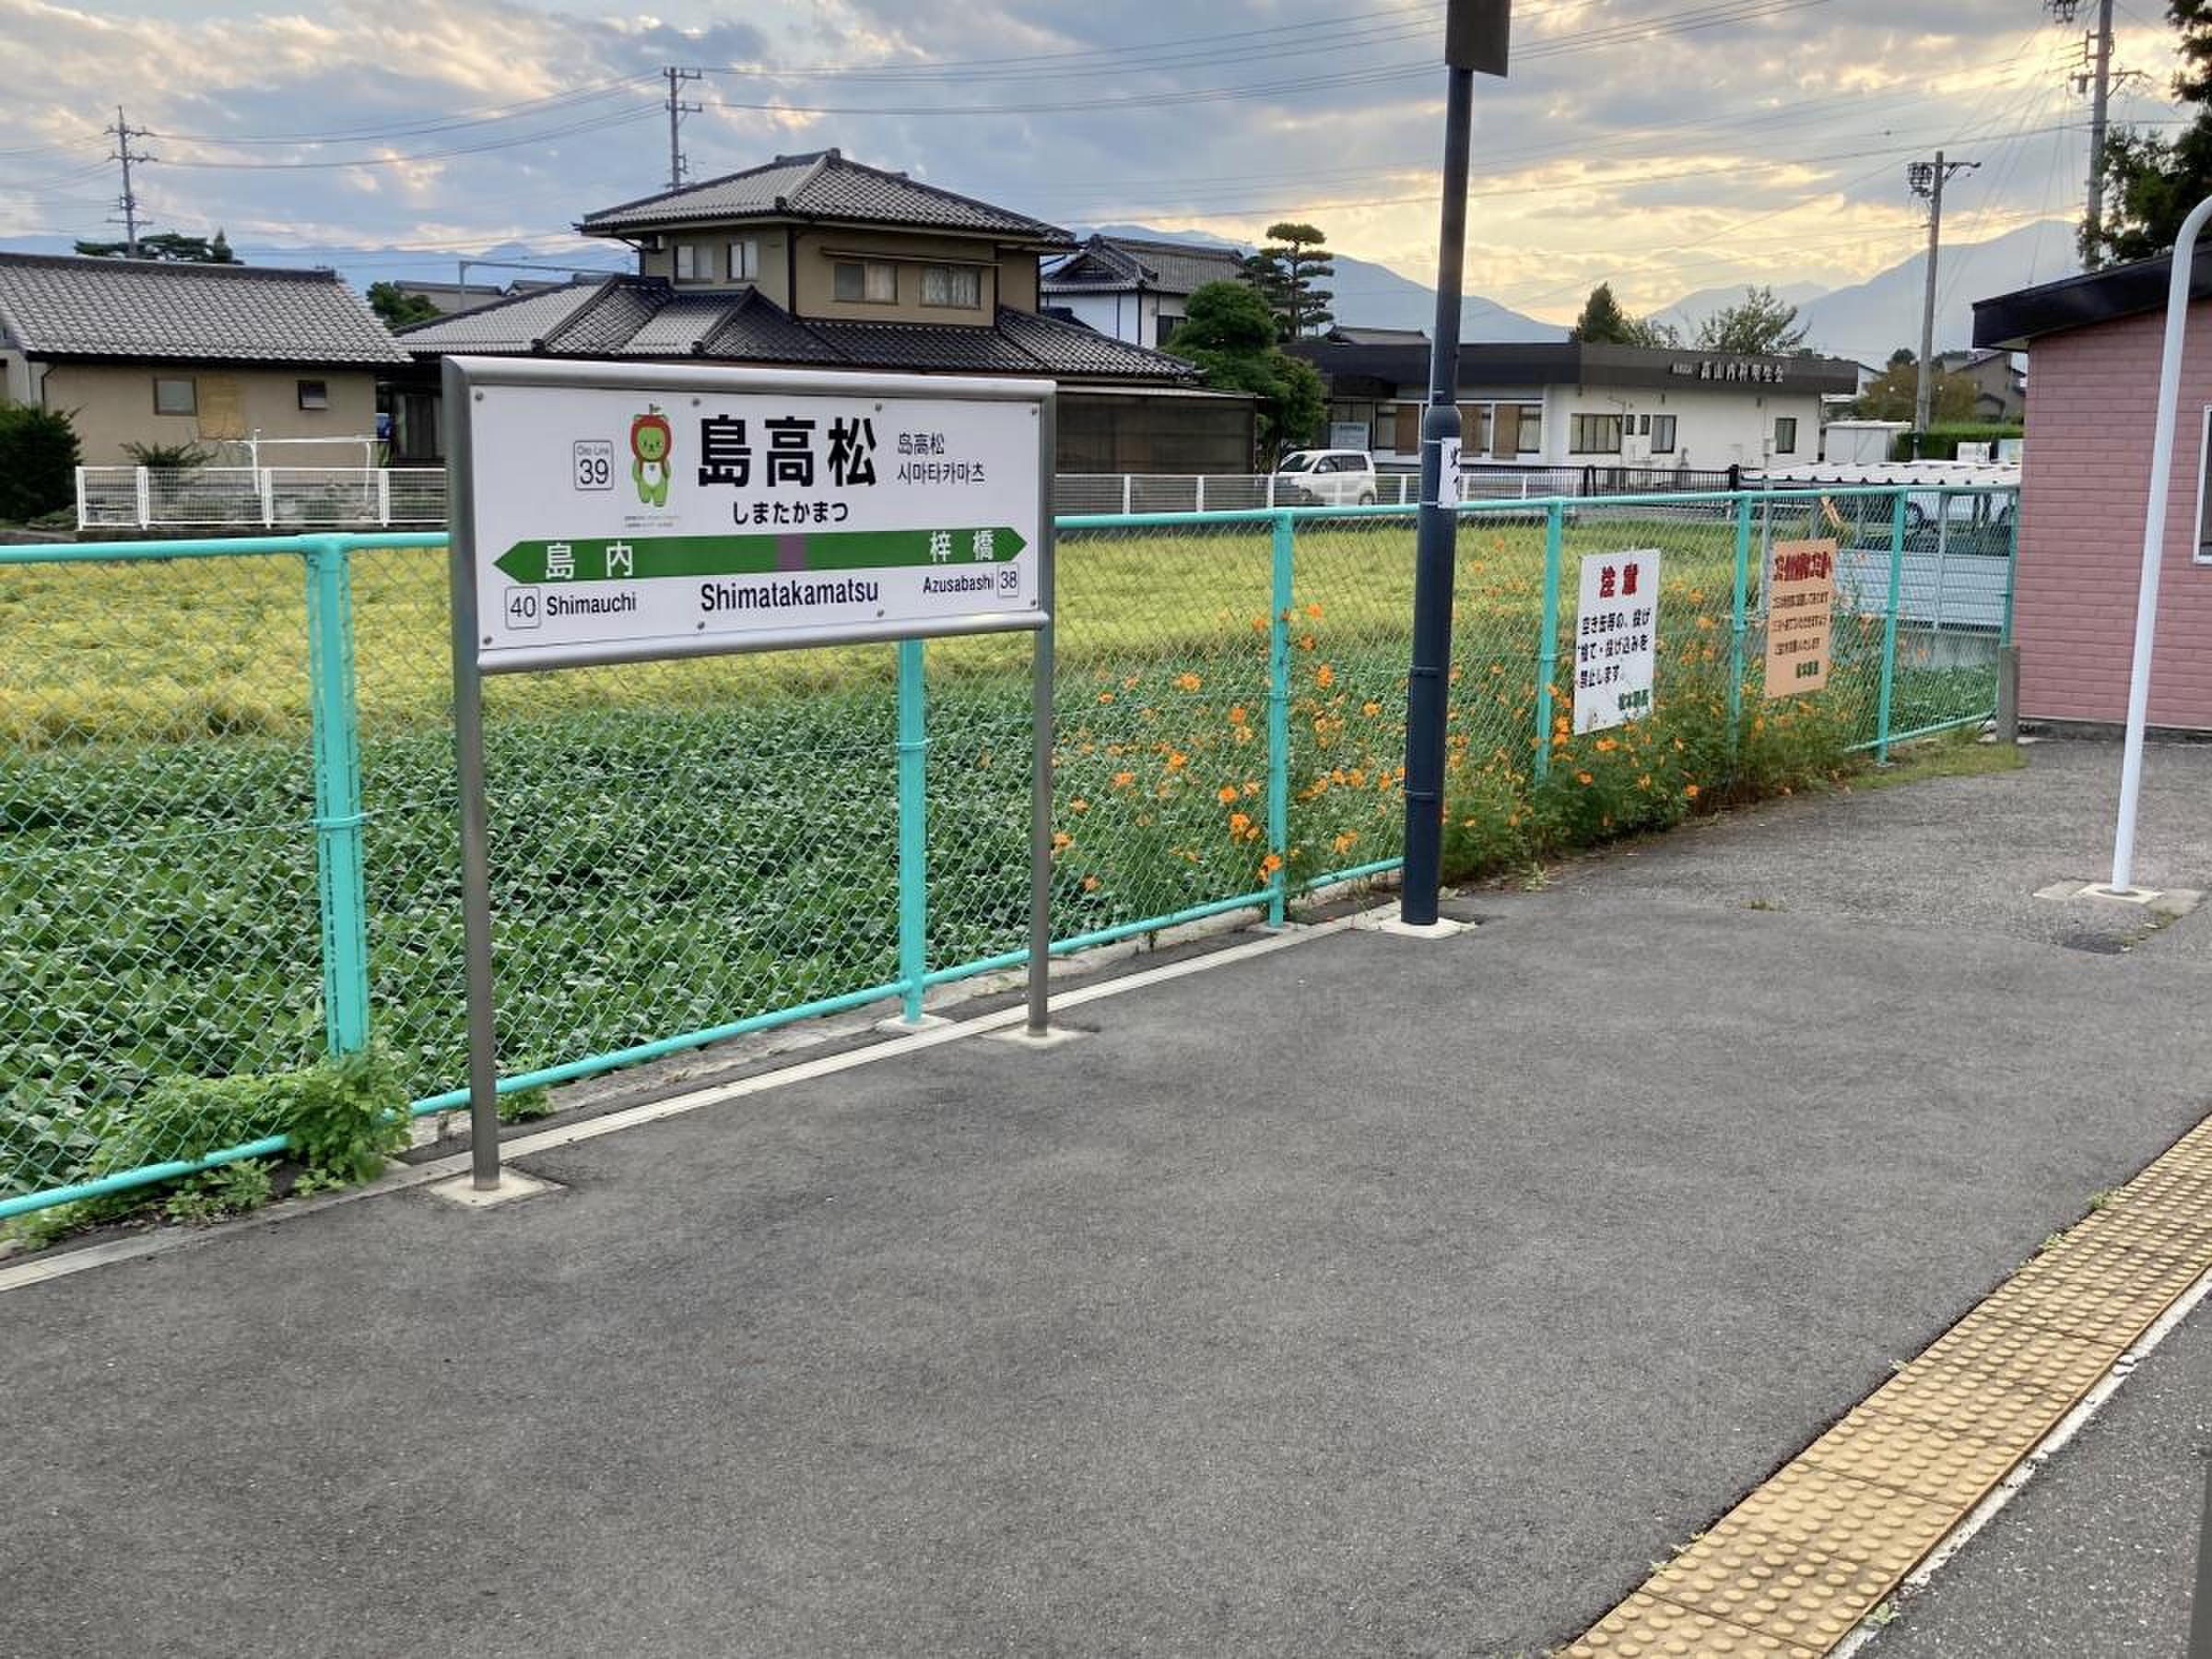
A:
1573 548 1661 734
1764 536 1837 698
450 359 1049 672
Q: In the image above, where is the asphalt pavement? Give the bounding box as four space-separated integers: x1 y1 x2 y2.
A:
4 736 2210 1658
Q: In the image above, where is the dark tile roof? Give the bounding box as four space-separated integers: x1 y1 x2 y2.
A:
994 307 1196 377
1042 233 1247 298
0 251 407 364
1328 324 1430 346
580 148 1073 245
1972 253 2191 348
394 280 612 352
400 276 1193 383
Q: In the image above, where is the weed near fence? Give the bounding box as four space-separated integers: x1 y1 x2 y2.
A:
0 488 2014 1223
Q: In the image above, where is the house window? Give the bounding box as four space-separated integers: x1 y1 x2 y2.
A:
153 376 196 416
922 265 982 308
728 239 759 282
1456 403 1490 453
834 260 897 303
297 379 329 411
1374 404 1395 450
1636 414 1650 436
1651 415 1677 453
1774 417 1798 454
1570 413 1622 453
1517 406 1541 453
2197 406 2212 563
675 242 712 284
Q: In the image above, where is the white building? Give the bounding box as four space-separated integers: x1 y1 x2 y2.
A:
1041 234 1250 351
1288 338 1861 476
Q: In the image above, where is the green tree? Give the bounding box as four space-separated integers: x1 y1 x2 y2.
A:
74 229 236 263
1569 283 1679 347
368 280 441 329
1853 361 1976 423
1691 286 1808 354
2088 2 2212 264
0 405 81 523
1244 221 1336 341
1164 280 1325 457
1569 282 1631 343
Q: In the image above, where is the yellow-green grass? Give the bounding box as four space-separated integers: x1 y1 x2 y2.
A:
0 515 1755 748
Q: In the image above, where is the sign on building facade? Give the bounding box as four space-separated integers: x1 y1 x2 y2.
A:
1764 536 1837 697
1573 548 1661 733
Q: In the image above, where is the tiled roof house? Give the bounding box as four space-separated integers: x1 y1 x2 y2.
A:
0 253 406 465
393 150 1254 473
1041 233 1251 350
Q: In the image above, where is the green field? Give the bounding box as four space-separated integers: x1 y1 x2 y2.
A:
0 511 2001 1203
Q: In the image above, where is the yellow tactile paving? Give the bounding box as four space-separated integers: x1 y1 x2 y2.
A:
1569 1590 1822 1656
1798 1406 2021 1507
1565 1111 2212 1655
1980 1241 2206 1346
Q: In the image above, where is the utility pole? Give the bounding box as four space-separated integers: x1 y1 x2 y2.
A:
1909 152 1978 439
105 106 155 258
1398 0 1510 934
663 67 703 192
2049 0 2118 265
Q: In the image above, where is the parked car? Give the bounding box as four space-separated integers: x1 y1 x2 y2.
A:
1275 449 1380 506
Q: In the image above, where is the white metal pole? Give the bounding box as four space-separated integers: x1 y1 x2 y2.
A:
2108 192 2212 894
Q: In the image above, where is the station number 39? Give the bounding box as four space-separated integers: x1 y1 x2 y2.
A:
572 439 615 491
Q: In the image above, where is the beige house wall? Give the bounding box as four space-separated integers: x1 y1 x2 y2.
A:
790 227 1013 324
639 227 794 309
36 362 381 465
621 219 1047 325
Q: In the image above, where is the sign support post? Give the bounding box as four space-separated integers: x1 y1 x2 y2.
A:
1399 0 1508 932
441 359 1054 1194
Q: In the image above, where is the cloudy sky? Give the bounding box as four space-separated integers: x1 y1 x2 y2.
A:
0 0 2186 322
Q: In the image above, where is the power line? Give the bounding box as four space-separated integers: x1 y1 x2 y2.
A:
701 0 1833 118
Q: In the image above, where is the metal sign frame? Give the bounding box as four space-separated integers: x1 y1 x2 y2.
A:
442 355 1058 1189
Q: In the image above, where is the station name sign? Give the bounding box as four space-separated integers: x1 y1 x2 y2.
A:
450 359 1049 672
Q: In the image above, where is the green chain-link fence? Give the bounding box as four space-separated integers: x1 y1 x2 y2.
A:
0 487 2015 1218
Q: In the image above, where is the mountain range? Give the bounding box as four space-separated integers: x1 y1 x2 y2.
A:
0 217 2081 365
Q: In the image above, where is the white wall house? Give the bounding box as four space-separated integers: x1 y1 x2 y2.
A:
1288 339 1860 474
1041 234 1250 350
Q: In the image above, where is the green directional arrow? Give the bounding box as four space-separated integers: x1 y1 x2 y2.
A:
492 526 1029 584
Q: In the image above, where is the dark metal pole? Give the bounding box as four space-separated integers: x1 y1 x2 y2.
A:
1399 63 1476 928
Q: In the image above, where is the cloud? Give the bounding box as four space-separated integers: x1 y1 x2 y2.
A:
0 0 2183 315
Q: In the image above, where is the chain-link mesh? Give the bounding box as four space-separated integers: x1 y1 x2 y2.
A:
0 552 324 1205
1 487 2015 1214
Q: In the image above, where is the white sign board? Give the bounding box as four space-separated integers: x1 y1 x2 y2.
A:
453 361 1048 671
1436 437 1462 507
1573 548 1661 733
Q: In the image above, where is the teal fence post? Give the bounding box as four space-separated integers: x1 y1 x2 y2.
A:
1532 500 1565 779
2001 492 2020 642
303 535 371 1055
895 638 929 1022
1266 512 1294 925
1728 494 1753 768
1875 488 1907 763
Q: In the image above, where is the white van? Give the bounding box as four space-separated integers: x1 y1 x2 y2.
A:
1274 450 1380 506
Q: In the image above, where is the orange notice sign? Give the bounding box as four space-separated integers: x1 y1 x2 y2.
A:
1764 536 1836 698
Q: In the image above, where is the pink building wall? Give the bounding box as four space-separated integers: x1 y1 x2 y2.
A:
2018 303 2212 731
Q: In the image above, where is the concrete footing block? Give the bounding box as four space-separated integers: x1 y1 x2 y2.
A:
986 1024 1087 1049
426 1170 563 1209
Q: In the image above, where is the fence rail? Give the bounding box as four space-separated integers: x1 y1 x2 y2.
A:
2 485 2016 1220
82 464 1741 530
76 465 449 529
